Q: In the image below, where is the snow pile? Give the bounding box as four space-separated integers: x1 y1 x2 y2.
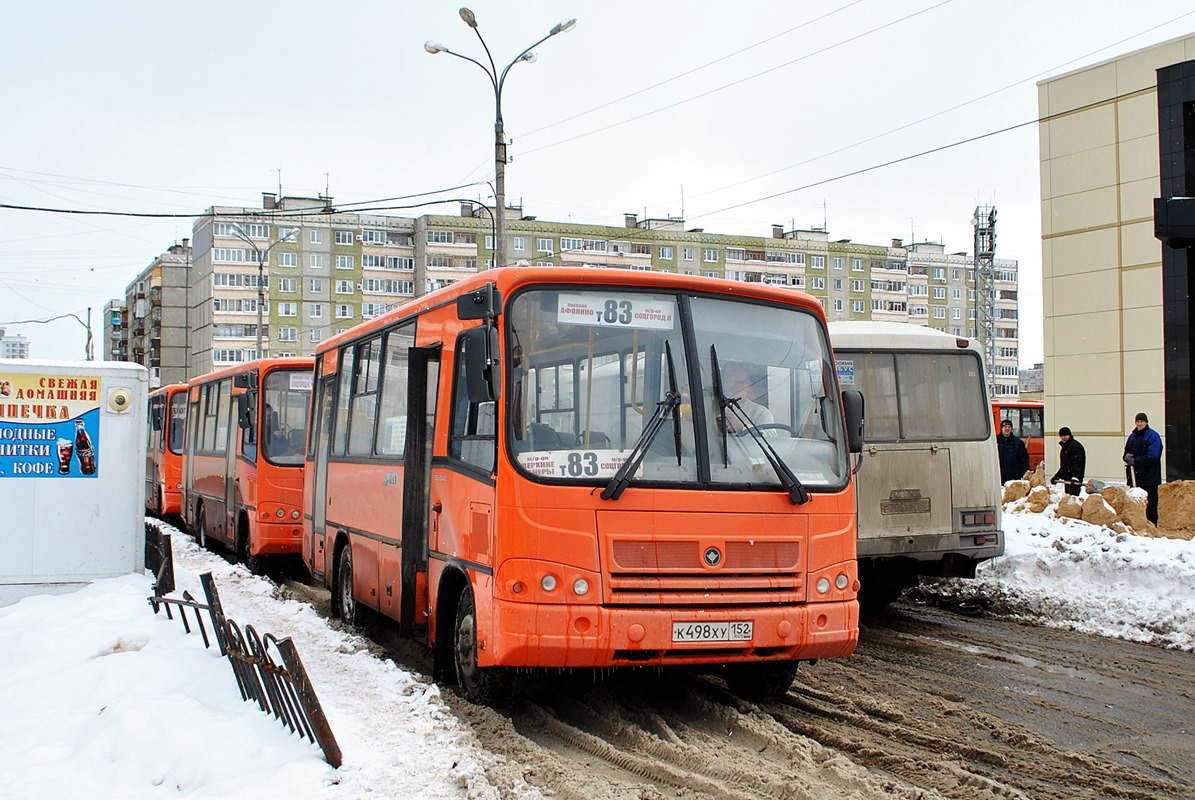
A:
916 486 1195 651
0 526 538 800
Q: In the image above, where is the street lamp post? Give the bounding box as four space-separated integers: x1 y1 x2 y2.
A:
426 8 576 270
230 223 299 359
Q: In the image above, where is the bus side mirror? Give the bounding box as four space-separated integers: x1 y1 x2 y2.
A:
237 393 254 429
842 389 864 454
462 323 501 403
457 282 501 321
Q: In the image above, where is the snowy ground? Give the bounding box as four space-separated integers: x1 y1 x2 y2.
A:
2 498 1194 799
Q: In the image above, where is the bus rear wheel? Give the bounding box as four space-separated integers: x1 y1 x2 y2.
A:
453 590 511 706
195 504 208 549
723 660 800 700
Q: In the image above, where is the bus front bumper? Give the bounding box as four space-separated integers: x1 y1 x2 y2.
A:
252 519 303 556
484 599 859 668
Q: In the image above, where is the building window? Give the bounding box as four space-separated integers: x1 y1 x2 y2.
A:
513 236 526 251
387 256 414 270
277 302 297 317
703 270 719 279
336 255 354 270
361 229 386 244
484 235 495 250
336 304 354 319
952 308 962 320
833 257 844 270
933 307 946 319
833 299 843 311
683 247 695 261
309 278 323 293
659 246 673 260
833 278 843 290
852 300 865 313
277 278 296 293
537 238 553 253
336 280 353 294
277 252 297 268
362 254 385 268
851 280 865 292
277 327 297 342
810 256 825 269
310 329 322 343
310 254 325 270
308 303 323 318
309 229 323 244
427 230 453 244
932 267 945 280
810 277 825 290
933 287 946 299
703 248 718 263
852 258 863 271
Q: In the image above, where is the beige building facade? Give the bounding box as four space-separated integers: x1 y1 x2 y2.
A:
1038 33 1195 482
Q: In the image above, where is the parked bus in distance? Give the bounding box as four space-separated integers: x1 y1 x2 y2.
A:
304 268 865 704
183 357 314 573
992 399 1045 470
829 322 1002 605
146 383 188 518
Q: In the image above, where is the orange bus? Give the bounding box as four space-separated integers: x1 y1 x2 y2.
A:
992 399 1044 469
303 268 865 703
146 383 188 517
183 357 314 573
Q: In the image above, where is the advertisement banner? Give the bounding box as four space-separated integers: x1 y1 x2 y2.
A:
0 373 101 478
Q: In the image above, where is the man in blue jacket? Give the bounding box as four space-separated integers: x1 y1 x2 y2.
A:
997 419 1030 484
1124 412 1164 525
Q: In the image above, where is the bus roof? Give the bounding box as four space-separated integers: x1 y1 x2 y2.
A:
148 383 188 398
318 266 829 356
828 321 978 351
187 356 315 386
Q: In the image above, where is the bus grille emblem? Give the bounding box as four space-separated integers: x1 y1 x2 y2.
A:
703 547 722 567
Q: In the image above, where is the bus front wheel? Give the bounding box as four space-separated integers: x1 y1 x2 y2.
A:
453 591 511 706
237 516 264 576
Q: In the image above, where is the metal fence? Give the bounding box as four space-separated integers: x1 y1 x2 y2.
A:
146 524 341 767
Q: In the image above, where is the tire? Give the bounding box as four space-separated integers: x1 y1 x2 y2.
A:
453 590 512 706
195 504 208 549
237 517 264 576
723 660 800 700
337 545 360 626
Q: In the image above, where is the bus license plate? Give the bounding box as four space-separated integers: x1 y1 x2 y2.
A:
672 621 753 643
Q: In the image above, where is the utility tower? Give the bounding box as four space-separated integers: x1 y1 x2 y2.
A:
973 205 997 398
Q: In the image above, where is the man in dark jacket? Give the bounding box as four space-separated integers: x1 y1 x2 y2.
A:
1050 426 1086 496
997 419 1030 484
1124 412 1164 525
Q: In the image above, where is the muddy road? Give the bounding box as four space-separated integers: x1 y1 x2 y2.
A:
279 573 1195 800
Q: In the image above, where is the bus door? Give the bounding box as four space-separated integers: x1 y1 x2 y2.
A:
308 373 337 580
146 395 163 510
221 381 240 544
400 346 439 638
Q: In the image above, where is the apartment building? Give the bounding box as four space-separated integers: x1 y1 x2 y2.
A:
132 192 1021 386
119 241 191 387
0 327 30 359
101 299 127 363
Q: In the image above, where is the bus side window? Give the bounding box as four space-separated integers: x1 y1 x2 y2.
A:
375 324 415 458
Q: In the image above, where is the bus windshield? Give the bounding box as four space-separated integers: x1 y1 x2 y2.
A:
261 369 312 466
506 288 848 491
167 391 188 455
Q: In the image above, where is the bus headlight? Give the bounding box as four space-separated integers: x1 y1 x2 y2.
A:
816 577 831 594
835 573 849 590
572 578 590 596
291 510 300 519
540 574 558 592
276 509 285 518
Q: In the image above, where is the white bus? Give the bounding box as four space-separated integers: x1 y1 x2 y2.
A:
829 322 1002 605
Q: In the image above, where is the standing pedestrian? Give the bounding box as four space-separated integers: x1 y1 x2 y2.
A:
1124 412 1163 525
997 419 1030 484
1050 427 1086 496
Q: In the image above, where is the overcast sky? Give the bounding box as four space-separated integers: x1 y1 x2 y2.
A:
2 0 1193 365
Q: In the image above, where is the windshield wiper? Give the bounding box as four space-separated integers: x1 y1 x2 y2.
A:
602 341 682 501
709 345 809 505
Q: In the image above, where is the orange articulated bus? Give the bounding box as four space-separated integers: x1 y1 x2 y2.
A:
303 268 865 704
183 357 314 573
992 399 1044 469
146 383 188 517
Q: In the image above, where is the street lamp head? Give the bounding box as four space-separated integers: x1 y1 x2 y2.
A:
519 51 537 64
458 7 477 28
424 40 447 54
550 18 577 36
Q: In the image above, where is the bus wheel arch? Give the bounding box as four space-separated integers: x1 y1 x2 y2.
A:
236 511 263 575
194 501 208 549
450 584 512 705
432 567 469 684
331 533 359 624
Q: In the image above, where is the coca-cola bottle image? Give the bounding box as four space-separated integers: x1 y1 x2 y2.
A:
74 419 96 475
